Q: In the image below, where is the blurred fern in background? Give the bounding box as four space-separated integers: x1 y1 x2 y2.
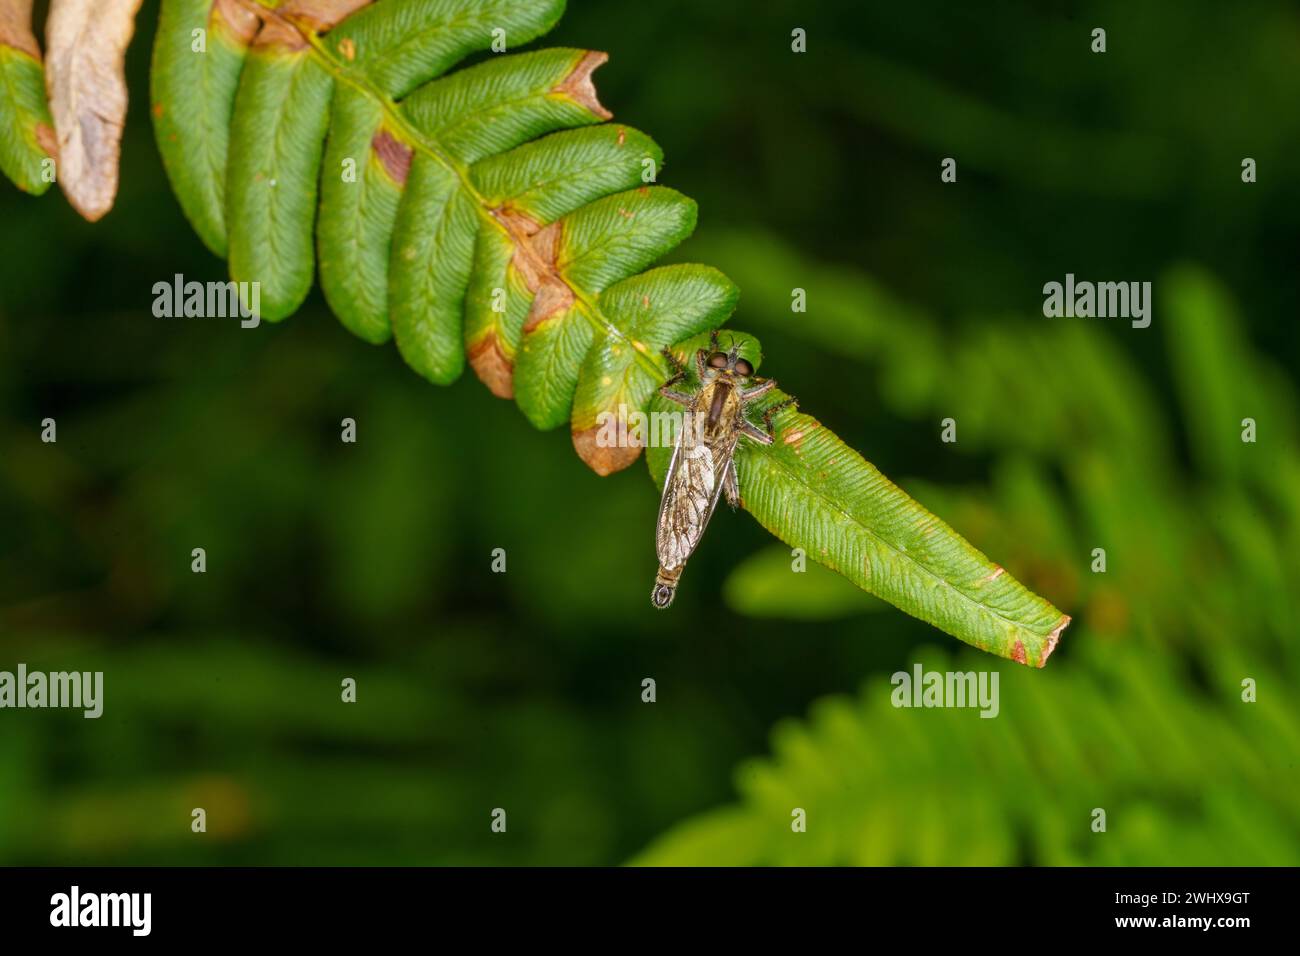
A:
637 238 1300 864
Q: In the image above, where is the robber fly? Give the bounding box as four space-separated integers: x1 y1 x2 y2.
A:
651 332 796 608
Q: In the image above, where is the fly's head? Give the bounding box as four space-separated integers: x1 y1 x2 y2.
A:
696 346 755 386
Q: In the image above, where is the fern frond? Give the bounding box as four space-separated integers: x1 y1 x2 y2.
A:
147 0 1070 662
153 0 696 451
632 644 1300 866
645 352 1068 665
0 0 1078 662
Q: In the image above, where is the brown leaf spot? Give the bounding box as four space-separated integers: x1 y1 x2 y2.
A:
1039 615 1070 667
523 279 574 333
616 127 626 146
782 429 805 446
0 0 41 59
252 17 308 49
34 122 57 158
371 128 412 184
573 426 642 476
487 207 586 355
641 295 650 309
214 0 261 44
252 0 369 48
552 50 611 120
507 219 561 294
468 333 514 399
1010 640 1027 665
492 203 543 239
280 0 372 34
337 36 356 60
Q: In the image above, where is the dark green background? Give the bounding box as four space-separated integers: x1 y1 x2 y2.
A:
1 0 1297 865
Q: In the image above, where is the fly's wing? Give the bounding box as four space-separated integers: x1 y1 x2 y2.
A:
656 423 731 571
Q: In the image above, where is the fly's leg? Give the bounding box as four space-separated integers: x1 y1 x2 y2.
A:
658 348 693 406
694 348 709 381
736 380 786 444
762 397 799 437
661 346 685 375
739 379 776 401
738 419 773 445
722 458 740 508
659 380 693 406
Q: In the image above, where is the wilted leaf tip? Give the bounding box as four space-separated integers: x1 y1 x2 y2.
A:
1038 614 1070 667
468 333 514 399
553 50 611 120
44 0 144 221
573 425 641 476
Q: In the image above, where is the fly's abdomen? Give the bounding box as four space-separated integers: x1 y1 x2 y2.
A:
651 565 682 608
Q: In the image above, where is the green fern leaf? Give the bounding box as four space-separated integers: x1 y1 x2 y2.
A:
0 0 56 196
645 339 1069 665
128 0 1072 662
736 397 1069 665
151 0 261 254
148 0 709 454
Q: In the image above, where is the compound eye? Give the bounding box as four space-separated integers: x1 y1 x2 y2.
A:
734 358 754 377
707 351 729 369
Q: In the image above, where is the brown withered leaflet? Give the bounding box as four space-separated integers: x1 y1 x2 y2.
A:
651 333 796 608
